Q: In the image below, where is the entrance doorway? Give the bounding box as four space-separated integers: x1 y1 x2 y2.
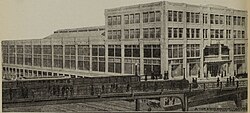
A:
207 64 220 77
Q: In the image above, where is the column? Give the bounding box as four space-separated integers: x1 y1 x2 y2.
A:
89 44 92 72
121 44 125 74
75 43 78 71
105 44 108 73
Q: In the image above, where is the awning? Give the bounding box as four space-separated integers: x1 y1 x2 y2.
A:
204 60 232 64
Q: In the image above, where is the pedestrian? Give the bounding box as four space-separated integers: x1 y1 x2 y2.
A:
232 77 235 86
229 76 232 84
226 78 229 87
217 77 220 87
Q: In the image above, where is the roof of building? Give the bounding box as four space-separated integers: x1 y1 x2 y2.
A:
105 1 247 13
44 25 105 41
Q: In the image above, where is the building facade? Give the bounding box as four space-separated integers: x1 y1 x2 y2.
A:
2 1 248 80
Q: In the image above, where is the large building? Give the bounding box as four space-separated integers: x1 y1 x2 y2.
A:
2 1 248 80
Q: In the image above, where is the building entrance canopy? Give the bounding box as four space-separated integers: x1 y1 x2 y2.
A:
204 60 231 64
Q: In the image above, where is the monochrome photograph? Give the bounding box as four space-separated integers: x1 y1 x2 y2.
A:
1 0 248 112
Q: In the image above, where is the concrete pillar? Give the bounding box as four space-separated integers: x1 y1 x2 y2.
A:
75 43 78 70
121 44 125 74
105 44 108 73
182 94 188 111
51 40 54 70
62 38 65 69
140 42 144 75
89 44 92 72
135 99 140 111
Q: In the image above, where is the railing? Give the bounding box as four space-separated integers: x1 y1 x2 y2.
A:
189 79 248 92
2 79 247 104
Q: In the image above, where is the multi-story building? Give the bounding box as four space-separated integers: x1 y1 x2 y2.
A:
2 1 248 80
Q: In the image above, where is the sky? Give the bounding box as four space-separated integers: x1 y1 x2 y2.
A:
0 0 248 40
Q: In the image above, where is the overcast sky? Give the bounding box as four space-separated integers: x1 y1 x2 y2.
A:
0 0 248 40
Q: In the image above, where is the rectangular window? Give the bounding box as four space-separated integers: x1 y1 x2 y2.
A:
210 14 214 24
156 11 161 21
215 15 219 24
242 31 245 38
173 28 178 38
108 30 112 39
178 11 183 22
196 29 200 38
113 30 117 39
130 14 134 24
191 29 195 38
233 16 237 25
117 30 121 39
215 29 219 38
220 15 224 24
220 30 224 38
203 14 208 24
168 28 172 38
124 15 129 24
156 28 161 38
168 10 172 21
187 12 190 23
195 13 199 23
135 13 140 23
237 16 241 25
117 15 121 25
211 29 215 38
135 29 140 38
242 17 245 26
143 28 149 38
143 12 148 23
112 16 117 25
238 30 241 38
149 12 155 22
130 29 134 39
233 30 237 38
108 16 112 25
191 12 195 23
125 29 129 39
179 28 183 38
186 28 190 38
173 11 177 22
150 28 155 38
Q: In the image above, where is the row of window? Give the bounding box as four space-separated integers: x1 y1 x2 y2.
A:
211 29 224 38
143 27 161 38
168 45 183 58
234 44 245 55
143 11 161 23
186 12 200 23
124 13 140 24
108 15 121 25
168 28 183 38
166 10 246 26
187 28 200 38
124 29 140 39
108 30 121 39
187 44 200 57
233 30 245 39
108 11 161 26
168 10 183 22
